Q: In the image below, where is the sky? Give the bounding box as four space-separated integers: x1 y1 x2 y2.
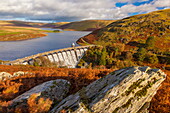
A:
0 0 169 22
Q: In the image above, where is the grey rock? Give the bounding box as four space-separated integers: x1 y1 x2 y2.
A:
50 66 166 113
0 72 13 81
10 79 71 109
13 71 25 77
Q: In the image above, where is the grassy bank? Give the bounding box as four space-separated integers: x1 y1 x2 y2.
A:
0 26 48 41
0 21 62 41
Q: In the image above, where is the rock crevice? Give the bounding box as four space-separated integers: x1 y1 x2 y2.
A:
50 66 166 113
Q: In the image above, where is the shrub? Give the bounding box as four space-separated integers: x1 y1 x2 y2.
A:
27 94 52 113
77 59 86 67
134 47 147 62
99 47 107 65
121 51 133 60
145 36 155 49
145 54 159 64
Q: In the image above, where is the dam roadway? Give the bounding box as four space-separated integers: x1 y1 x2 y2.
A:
6 45 94 68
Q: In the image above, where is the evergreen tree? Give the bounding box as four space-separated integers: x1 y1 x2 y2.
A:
145 36 155 49
145 54 159 64
99 47 107 65
135 47 147 62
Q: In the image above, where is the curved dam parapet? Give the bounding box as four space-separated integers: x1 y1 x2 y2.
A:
6 45 94 68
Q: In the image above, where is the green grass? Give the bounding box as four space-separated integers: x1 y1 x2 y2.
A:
0 32 21 36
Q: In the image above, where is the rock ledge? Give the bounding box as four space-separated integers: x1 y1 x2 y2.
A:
50 66 166 113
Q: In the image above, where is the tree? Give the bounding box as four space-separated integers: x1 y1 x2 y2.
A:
99 47 107 65
145 36 155 49
135 47 147 62
145 54 159 64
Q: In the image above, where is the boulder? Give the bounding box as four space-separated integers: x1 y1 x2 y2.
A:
10 79 71 109
13 71 25 77
0 72 13 81
50 66 166 113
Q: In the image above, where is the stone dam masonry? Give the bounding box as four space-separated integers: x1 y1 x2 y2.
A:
7 45 93 68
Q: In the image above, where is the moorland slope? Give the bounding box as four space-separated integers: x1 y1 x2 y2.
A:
56 20 115 31
0 21 47 41
77 9 170 52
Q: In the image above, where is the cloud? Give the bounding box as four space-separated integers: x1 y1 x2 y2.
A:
0 0 169 22
153 0 170 7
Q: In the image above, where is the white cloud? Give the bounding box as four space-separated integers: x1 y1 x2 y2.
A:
0 0 169 21
153 0 170 7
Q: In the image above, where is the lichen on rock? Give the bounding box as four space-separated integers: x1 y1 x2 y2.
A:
50 66 166 113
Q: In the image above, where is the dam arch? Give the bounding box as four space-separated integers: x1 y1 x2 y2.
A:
7 45 93 68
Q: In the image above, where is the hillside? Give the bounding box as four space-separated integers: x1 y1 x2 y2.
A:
56 20 115 31
0 20 49 41
4 20 115 31
6 20 44 27
0 65 169 112
75 11 170 113
41 22 70 28
77 9 170 52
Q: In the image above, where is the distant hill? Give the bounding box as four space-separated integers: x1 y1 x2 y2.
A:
56 20 115 31
0 20 48 41
77 9 170 52
6 20 34 27
6 20 46 27
5 20 115 31
4 20 69 28
41 22 70 28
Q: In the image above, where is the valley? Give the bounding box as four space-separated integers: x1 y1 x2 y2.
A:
0 8 170 113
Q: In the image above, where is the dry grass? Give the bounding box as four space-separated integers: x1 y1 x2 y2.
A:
0 65 169 112
0 21 47 41
77 9 170 52
149 69 170 113
0 65 114 112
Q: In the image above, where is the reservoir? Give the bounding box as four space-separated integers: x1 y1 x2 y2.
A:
0 29 90 61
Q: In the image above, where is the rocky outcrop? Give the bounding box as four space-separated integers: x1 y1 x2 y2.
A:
0 72 13 81
0 71 28 81
9 79 71 109
50 66 166 113
13 71 25 77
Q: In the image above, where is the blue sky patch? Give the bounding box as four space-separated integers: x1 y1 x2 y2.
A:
116 2 128 7
133 0 154 6
128 12 140 16
128 11 147 17
157 7 166 10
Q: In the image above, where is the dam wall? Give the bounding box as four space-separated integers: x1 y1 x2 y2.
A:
7 45 93 68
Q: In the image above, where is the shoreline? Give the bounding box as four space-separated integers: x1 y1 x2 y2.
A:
0 33 48 42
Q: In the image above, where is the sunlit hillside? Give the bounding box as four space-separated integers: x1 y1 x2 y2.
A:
57 20 116 31
77 9 170 52
0 20 48 41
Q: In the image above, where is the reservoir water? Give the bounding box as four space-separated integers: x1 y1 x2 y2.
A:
0 29 90 61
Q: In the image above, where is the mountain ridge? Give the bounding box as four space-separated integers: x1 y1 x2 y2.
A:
77 9 170 52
